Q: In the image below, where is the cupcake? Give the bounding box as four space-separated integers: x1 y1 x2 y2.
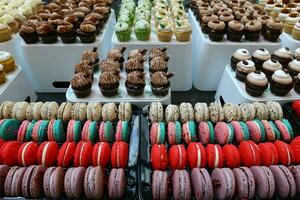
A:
135 20 151 41
125 71 146 96
174 20 192 42
82 47 99 71
218 8 233 16
278 8 290 23
288 59 300 76
262 59 283 80
231 49 251 70
258 15 271 35
263 20 283 42
292 21 300 41
157 21 173 42
284 12 300 34
234 9 246 21
241 14 256 25
235 60 256 82
151 72 175 96
0 14 19 33
48 14 63 31
36 22 57 44
227 20 244 42
295 48 300 60
252 48 271 70
244 20 262 41
75 60 93 74
19 20 39 44
207 20 226 41
271 47 293 68
70 72 92 98
99 71 119 97
84 13 102 35
219 13 234 27
64 14 80 29
294 73 300 94
107 47 126 67
77 21 96 43
128 49 147 62
245 71 268 97
201 14 218 34
265 0 275 16
57 22 76 43
149 56 169 74
270 69 293 96
0 24 11 42
125 58 144 73
99 59 120 74
73 10 86 23
114 21 131 42
149 47 168 61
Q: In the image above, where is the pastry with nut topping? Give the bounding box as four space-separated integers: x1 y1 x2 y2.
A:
151 71 174 96
19 20 40 44
70 72 92 98
57 22 76 43
125 71 146 96
77 21 96 43
36 22 57 43
99 71 119 97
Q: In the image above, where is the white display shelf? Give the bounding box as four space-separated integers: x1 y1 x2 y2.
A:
66 65 171 106
280 32 300 52
20 10 116 93
215 65 300 105
111 13 192 91
0 65 37 102
189 9 282 91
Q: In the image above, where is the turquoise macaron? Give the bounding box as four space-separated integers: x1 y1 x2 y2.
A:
25 120 36 141
269 121 281 140
48 119 65 143
239 121 250 140
115 120 130 142
0 119 20 141
38 120 49 142
99 121 114 143
253 119 266 142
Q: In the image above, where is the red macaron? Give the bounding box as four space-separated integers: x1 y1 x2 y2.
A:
187 142 206 169
274 140 294 166
290 136 300 164
111 141 128 168
292 100 300 117
206 144 224 169
239 141 260 167
17 141 39 166
169 144 187 170
222 144 240 168
74 141 93 167
151 144 168 170
37 141 59 167
92 142 111 168
1 141 20 166
57 141 76 168
258 142 278 166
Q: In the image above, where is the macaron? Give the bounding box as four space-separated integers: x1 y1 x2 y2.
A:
239 103 256 122
291 136 300 164
111 141 128 168
270 165 296 198
222 144 241 168
108 168 126 199
92 142 111 167
167 121 182 145
258 142 278 166
179 102 194 123
47 119 65 143
187 142 206 169
87 102 102 121
269 120 281 139
1 141 20 166
74 141 93 167
84 166 104 199
265 101 283 120
172 170 191 199
17 141 39 166
22 165 46 198
223 103 240 122
190 168 213 200
44 101 59 120
57 141 76 168
211 168 235 200
274 140 294 166
25 120 36 141
0 119 20 141
165 104 179 122
4 166 27 196
233 167 255 199
66 120 82 142
151 144 168 171
99 121 114 143
25 103 35 121
43 167 65 198
261 120 276 142
198 121 214 145
275 119 294 142
0 101 14 119
152 170 168 200
37 141 59 167
209 102 224 123
71 103 87 121
57 102 73 121
252 102 269 120
239 141 260 167
32 120 49 142
206 144 224 169
64 167 86 198
246 119 266 143
118 102 132 121
17 120 30 142
30 102 43 120
169 144 187 170
182 121 197 144
194 103 209 122
214 122 234 145
149 102 164 123
115 120 130 142
11 102 29 121
82 120 98 143
292 100 300 116
0 165 10 195
102 103 118 122
289 165 300 194
230 121 249 144
150 122 166 145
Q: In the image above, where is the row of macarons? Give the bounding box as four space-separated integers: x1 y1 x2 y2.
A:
150 118 294 145
151 165 300 200
150 139 298 171
0 101 132 121
148 101 283 123
1 165 126 199
0 140 129 169
0 118 130 143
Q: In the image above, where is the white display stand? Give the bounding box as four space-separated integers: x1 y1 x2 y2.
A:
20 10 116 93
111 15 192 91
0 65 37 102
189 10 282 91
280 32 300 52
215 65 300 105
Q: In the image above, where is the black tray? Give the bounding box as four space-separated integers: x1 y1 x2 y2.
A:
282 102 300 138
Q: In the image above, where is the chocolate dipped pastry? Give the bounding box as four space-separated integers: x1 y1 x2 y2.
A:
125 71 146 96
246 71 268 97
231 49 251 70
125 58 144 73
82 47 99 70
57 22 76 43
227 20 244 42
107 47 127 68
98 71 119 97
270 69 293 96
151 72 175 96
263 20 283 42
235 60 256 82
271 47 293 68
149 56 169 74
70 72 92 98
19 20 40 44
252 48 271 70
36 22 57 43
77 21 96 43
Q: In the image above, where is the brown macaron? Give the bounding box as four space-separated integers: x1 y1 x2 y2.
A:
43 167 65 198
22 165 46 198
64 167 86 198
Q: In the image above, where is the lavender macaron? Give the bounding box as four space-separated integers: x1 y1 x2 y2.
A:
152 170 168 200
211 168 235 200
233 167 255 199
250 166 275 199
172 170 191 200
108 168 126 199
191 168 213 200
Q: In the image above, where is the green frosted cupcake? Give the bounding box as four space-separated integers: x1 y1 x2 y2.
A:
135 19 151 41
115 21 131 42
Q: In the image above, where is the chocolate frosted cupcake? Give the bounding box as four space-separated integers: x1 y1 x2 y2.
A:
270 69 293 96
125 71 146 96
246 71 268 97
294 73 300 94
288 59 300 77
263 20 283 42
219 14 234 27
107 47 126 68
244 20 262 41
235 60 256 82
99 59 120 74
64 14 80 29
262 59 282 80
99 71 119 97
201 14 218 34
252 48 271 70
77 21 96 43
82 47 99 71
241 14 256 25
295 48 300 60
70 72 92 98
207 20 226 41
151 72 175 96
75 60 93 76
36 22 57 43
125 58 144 73
57 22 76 43
128 49 147 63
227 20 244 42
271 47 293 68
258 15 271 35
231 49 251 70
48 14 63 31
19 20 40 44
234 8 246 21
149 56 169 74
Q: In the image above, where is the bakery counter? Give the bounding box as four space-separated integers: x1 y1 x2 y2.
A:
280 32 300 52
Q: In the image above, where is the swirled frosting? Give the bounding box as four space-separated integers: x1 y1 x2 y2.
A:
273 47 293 59
99 71 119 85
262 59 282 71
115 21 129 32
288 59 300 72
150 57 167 70
236 60 256 73
233 49 251 61
126 71 145 84
253 48 271 61
247 71 268 86
125 59 144 71
70 73 92 88
272 69 293 85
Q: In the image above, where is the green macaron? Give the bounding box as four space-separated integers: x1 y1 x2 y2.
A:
103 121 114 143
282 119 294 139
269 121 281 140
53 119 65 143
227 123 234 143
158 122 166 144
188 121 197 142
0 119 20 141
73 121 82 143
207 121 214 143
88 121 98 143
254 119 266 142
120 121 130 142
38 120 49 142
175 121 182 144
26 120 36 141
239 121 249 140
